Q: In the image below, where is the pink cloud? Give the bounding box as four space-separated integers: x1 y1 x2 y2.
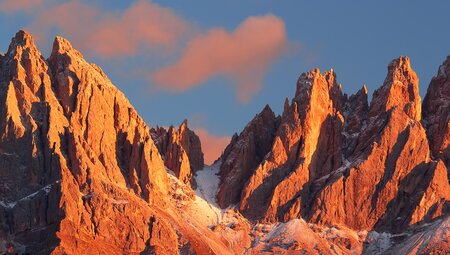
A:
28 0 189 57
194 128 231 165
151 15 288 102
0 0 44 12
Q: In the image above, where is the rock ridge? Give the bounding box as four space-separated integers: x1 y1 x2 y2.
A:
151 120 204 186
0 30 448 254
0 30 229 255
217 55 450 234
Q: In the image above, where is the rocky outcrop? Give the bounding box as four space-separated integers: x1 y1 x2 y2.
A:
310 57 449 231
0 31 71 253
0 31 229 255
362 215 450 254
217 105 280 208
423 55 450 172
218 56 450 233
369 57 421 121
0 30 448 254
48 34 169 205
151 120 204 185
229 68 346 222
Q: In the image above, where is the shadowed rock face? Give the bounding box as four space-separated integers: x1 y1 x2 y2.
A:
0 31 229 255
217 105 280 208
151 120 204 185
218 68 347 222
218 56 450 232
0 30 448 254
310 57 448 231
342 85 369 157
423 55 450 173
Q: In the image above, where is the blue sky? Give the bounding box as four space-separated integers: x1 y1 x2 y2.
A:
1 0 449 162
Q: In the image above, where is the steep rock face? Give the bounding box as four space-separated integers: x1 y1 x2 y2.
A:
308 57 449 231
0 31 229 255
217 105 279 208
0 30 67 254
47 35 174 253
48 35 169 204
423 55 450 171
218 56 450 233
0 30 448 254
342 85 369 157
369 57 421 121
151 120 204 184
235 69 345 222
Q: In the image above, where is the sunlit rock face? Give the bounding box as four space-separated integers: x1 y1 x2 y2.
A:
151 120 204 186
0 31 229 255
0 30 448 254
218 56 450 232
234 68 347 223
217 67 347 222
310 57 449 232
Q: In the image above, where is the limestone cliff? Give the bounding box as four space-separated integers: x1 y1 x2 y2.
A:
0 31 230 255
218 56 450 234
151 120 204 185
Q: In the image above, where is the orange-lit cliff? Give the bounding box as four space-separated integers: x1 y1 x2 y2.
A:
0 31 448 254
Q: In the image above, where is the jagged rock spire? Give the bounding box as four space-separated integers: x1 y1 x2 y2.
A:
151 119 204 186
217 103 279 208
218 56 449 232
370 56 421 121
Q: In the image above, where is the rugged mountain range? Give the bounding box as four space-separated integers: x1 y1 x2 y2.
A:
0 31 448 254
0 31 228 255
218 56 449 233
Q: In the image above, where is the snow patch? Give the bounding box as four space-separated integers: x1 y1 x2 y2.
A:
364 231 393 254
189 162 240 227
0 181 59 209
194 162 220 206
266 219 316 244
0 152 17 157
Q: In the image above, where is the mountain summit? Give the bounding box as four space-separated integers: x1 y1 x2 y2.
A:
0 31 448 254
0 30 225 255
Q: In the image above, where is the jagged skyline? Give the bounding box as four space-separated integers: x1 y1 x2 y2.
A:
0 29 447 253
1 1 450 163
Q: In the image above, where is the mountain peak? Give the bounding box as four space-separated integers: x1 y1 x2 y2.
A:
362 84 368 95
355 84 369 98
179 119 188 132
295 68 339 95
151 119 204 185
11 30 34 47
261 104 274 116
3 30 50 95
51 35 83 59
0 29 449 254
6 30 40 58
369 56 421 121
388 55 411 71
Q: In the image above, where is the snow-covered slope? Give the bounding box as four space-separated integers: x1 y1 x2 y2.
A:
165 163 450 255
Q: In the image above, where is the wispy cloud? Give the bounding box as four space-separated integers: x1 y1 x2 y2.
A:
194 128 230 165
150 15 288 103
0 0 44 12
10 0 293 102
1 0 293 161
28 0 190 57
